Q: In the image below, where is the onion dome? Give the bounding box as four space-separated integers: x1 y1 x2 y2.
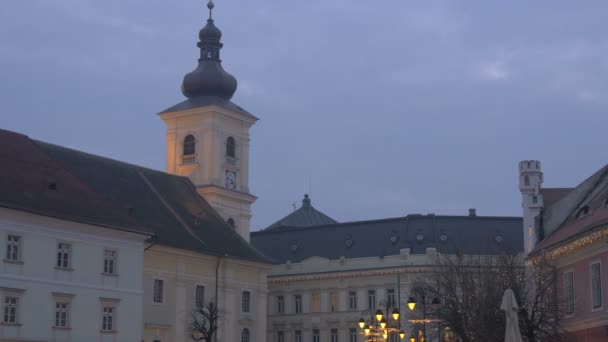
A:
181 0 237 99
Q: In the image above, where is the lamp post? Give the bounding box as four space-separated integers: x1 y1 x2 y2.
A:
358 299 405 341
406 288 440 342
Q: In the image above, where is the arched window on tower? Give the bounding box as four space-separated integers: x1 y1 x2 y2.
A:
226 137 236 158
524 175 530 186
241 328 250 342
227 218 236 229
183 135 196 164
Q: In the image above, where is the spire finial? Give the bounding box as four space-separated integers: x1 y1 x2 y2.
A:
207 0 215 19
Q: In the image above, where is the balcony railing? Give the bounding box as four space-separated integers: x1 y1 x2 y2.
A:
225 156 237 167
182 154 197 165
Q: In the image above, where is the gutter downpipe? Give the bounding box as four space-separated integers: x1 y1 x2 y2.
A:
215 254 225 342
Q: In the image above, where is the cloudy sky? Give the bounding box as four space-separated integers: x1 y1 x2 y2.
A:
1 0 607 230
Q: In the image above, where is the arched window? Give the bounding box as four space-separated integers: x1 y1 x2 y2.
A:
241 328 250 342
524 175 530 186
226 137 235 158
184 135 196 156
227 218 236 229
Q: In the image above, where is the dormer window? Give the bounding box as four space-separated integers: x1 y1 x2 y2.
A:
524 175 530 186
226 137 235 158
576 206 590 219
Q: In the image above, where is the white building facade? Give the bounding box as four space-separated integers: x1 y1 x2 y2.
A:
0 207 149 342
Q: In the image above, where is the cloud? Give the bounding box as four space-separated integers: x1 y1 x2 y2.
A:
477 60 511 81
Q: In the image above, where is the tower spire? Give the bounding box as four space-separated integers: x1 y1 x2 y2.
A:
181 0 238 99
207 0 214 20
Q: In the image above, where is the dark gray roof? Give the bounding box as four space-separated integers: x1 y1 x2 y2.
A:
251 214 523 264
264 194 338 231
159 96 257 120
0 129 269 263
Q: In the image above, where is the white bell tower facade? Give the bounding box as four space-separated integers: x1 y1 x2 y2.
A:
159 3 257 241
518 160 544 254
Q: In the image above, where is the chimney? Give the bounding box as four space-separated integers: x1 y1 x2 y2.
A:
468 208 477 217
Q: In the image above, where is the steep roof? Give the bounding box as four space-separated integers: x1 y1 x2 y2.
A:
0 129 150 235
264 194 338 231
532 165 608 254
540 188 573 208
0 129 269 263
252 214 523 264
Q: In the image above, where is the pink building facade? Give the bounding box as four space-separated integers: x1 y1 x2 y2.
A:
525 162 608 341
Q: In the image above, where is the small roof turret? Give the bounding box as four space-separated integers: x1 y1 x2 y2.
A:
264 194 338 231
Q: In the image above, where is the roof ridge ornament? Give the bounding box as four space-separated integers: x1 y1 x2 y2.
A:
207 0 215 20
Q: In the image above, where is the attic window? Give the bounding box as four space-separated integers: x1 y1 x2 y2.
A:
389 232 400 245
576 206 591 219
439 233 448 242
495 235 503 244
416 233 424 241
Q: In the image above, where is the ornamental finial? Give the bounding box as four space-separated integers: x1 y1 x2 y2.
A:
207 0 215 20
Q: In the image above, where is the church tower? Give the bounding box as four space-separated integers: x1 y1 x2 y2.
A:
159 0 257 241
519 160 544 254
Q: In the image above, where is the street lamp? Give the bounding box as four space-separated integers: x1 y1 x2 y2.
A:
407 288 440 341
358 300 405 341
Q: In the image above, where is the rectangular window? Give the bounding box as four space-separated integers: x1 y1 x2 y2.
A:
101 306 115 331
311 293 321 313
294 330 302 342
348 291 357 310
3 296 18 324
56 242 71 268
312 329 320 342
5 235 21 261
196 285 205 308
153 279 164 303
564 271 574 314
277 331 284 342
277 295 284 314
54 302 70 328
591 263 602 308
103 249 117 274
330 291 338 312
242 291 251 313
349 328 357 342
294 294 302 313
368 290 376 310
387 288 395 308
331 328 339 342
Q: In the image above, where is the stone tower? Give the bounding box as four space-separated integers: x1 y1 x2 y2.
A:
158 0 257 241
519 160 544 254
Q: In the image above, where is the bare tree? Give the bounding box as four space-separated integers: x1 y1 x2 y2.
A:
417 253 563 342
190 301 219 342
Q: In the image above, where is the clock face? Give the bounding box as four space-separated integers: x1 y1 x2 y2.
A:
225 171 236 190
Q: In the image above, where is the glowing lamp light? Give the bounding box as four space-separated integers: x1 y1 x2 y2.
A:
358 318 365 329
399 330 405 339
383 331 388 340
379 318 387 329
392 308 400 320
375 309 384 321
365 326 371 336
410 336 416 342
407 297 416 311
